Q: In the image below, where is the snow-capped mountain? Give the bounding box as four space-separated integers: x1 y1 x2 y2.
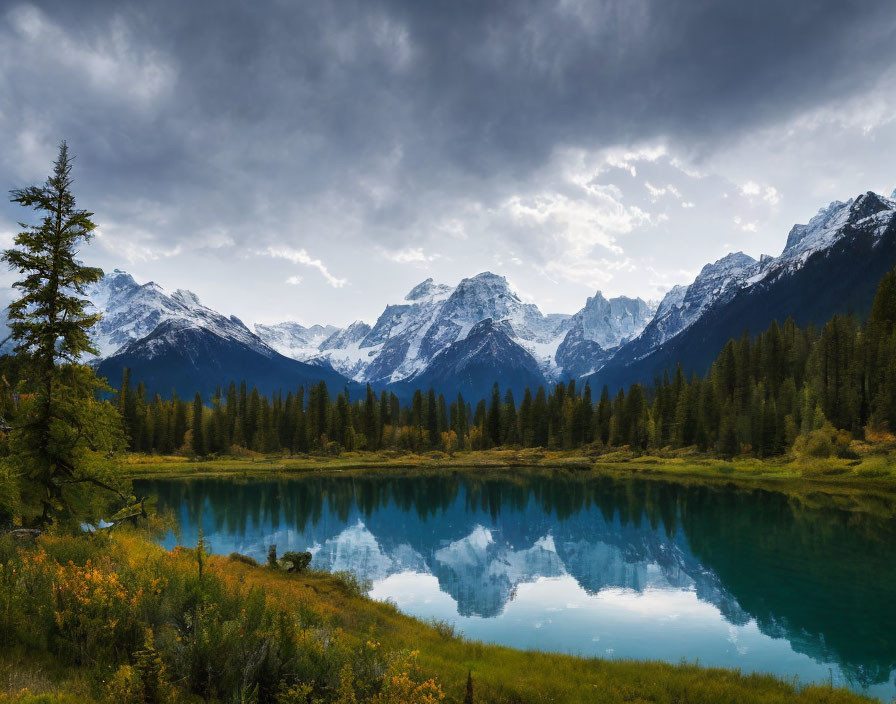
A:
591 189 896 389
621 251 759 362
84 271 356 397
86 270 268 359
555 293 656 378
253 322 339 360
307 320 375 379
394 318 548 401
260 272 652 391
5 187 894 400
258 272 563 386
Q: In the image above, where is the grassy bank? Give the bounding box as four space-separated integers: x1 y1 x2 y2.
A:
118 447 896 496
0 531 877 704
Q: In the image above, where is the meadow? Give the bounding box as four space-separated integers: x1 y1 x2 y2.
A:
0 526 880 704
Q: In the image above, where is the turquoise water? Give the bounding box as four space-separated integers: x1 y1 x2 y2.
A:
136 472 896 699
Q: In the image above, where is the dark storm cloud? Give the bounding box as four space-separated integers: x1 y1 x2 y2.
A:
1 0 895 323
4 1 895 200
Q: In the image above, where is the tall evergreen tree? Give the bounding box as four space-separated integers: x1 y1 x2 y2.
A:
192 393 206 456
2 142 126 525
487 382 502 447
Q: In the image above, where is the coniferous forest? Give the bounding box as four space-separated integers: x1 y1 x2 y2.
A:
34 266 893 461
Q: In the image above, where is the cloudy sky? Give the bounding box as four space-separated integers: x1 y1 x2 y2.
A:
1 0 895 327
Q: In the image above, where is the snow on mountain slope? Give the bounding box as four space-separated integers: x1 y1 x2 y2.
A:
346 272 572 384
768 191 895 278
320 321 372 351
86 270 270 359
554 292 655 378
253 321 339 359
308 321 375 379
358 278 456 383
258 272 651 386
621 251 759 361
591 189 896 388
413 272 569 379
630 191 896 362
396 318 548 401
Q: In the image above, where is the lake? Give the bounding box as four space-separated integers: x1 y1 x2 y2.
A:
135 470 896 699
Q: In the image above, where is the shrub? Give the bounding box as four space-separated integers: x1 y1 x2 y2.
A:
427 618 458 640
854 456 894 478
332 571 372 597
280 551 312 573
793 423 853 459
373 650 445 704
227 552 258 567
106 664 142 703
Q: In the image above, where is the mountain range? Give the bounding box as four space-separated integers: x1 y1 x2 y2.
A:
3 187 895 399
83 266 659 399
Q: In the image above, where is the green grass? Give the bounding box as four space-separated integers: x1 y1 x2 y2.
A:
119 447 896 506
0 533 877 703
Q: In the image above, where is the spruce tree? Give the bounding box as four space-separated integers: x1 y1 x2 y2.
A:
2 142 127 525
192 392 206 456
119 367 134 446
363 384 378 449
134 629 166 703
487 382 502 447
426 388 439 447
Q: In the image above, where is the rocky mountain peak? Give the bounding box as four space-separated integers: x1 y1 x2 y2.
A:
405 278 453 302
654 285 687 318
783 198 851 252
462 271 514 293
848 191 893 224
319 320 372 351
584 291 609 309
172 288 203 309
697 252 757 280
467 317 514 339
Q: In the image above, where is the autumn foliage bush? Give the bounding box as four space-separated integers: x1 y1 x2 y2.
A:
0 533 444 703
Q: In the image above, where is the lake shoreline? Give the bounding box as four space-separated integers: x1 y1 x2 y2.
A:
120 449 896 505
2 530 878 703
131 469 896 703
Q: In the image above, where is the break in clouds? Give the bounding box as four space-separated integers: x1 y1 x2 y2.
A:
1 0 895 325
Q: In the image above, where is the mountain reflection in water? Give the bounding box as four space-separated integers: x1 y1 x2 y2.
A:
136 472 896 699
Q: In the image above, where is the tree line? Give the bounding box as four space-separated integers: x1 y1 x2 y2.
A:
108 266 896 459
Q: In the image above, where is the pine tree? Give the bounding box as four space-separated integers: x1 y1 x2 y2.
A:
134 628 166 704
596 385 611 445
172 393 187 450
533 387 549 447
363 384 378 450
487 382 502 447
502 389 518 444
518 387 533 445
426 388 439 447
119 367 135 447
2 142 126 525
581 382 593 444
192 392 206 456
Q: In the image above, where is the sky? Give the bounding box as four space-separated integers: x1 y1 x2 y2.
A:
1 0 895 328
